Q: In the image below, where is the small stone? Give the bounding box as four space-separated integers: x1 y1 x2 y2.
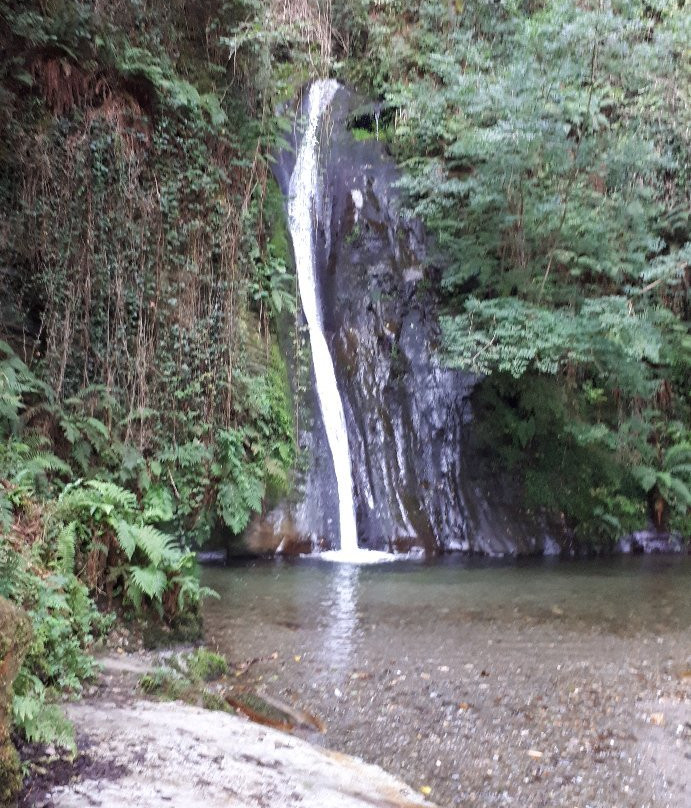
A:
527 749 543 758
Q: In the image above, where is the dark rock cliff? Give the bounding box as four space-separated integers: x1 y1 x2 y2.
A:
259 84 551 557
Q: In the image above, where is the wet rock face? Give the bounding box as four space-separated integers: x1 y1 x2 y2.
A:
271 85 549 555
0 597 31 808
319 102 475 553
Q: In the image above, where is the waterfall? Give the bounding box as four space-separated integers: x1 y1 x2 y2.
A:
288 79 393 563
288 79 358 553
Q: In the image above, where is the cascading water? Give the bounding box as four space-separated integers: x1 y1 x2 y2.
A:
288 80 356 552
287 79 393 563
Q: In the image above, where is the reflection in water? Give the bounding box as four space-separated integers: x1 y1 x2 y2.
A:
323 563 360 680
202 556 691 662
200 556 691 808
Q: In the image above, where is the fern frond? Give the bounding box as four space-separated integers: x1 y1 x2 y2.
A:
83 417 110 441
64 383 120 408
13 452 71 482
56 521 78 574
115 520 137 560
217 481 247 533
19 702 77 754
240 474 264 513
85 480 137 512
664 443 691 474
663 476 691 508
0 490 12 533
141 485 175 524
129 564 167 600
132 524 178 565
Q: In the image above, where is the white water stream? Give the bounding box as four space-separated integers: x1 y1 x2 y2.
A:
287 79 392 564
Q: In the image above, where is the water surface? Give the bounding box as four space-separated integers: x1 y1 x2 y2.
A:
203 556 690 808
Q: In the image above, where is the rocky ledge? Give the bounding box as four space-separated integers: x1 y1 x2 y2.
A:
41 697 435 808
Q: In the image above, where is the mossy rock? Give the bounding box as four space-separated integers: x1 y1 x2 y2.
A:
185 649 228 682
0 597 31 808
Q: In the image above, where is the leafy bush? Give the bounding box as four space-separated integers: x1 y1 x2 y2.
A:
138 651 233 712
52 479 216 619
0 342 216 750
0 540 108 753
0 0 299 547
139 667 185 700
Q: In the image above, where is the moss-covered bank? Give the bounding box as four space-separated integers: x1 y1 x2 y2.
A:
0 597 31 808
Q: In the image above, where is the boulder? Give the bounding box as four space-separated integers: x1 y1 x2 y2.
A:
47 699 436 807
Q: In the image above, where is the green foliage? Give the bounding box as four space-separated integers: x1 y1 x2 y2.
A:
116 46 228 125
337 0 690 541
138 650 233 711
633 440 691 532
1 539 109 753
3 0 683 566
0 338 218 750
0 342 48 435
152 343 295 544
54 479 214 618
442 297 668 392
1 0 300 553
470 374 647 544
249 247 296 317
138 667 185 700
0 0 300 764
185 649 228 682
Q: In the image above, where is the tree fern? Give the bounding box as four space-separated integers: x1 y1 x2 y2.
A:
664 442 691 475
660 474 691 509
633 438 691 520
